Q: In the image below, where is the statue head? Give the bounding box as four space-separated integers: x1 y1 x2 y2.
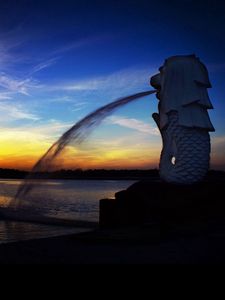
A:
150 54 215 131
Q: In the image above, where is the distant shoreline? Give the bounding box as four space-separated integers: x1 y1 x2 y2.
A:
0 168 159 180
0 177 151 181
0 168 224 180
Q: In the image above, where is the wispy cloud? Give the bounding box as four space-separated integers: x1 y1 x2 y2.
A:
0 92 13 100
29 57 59 75
0 48 13 69
48 96 74 103
30 120 73 137
29 35 109 76
0 26 28 70
48 96 88 111
0 120 71 169
46 67 155 96
52 35 110 56
0 73 40 95
68 68 151 90
0 30 112 98
52 40 91 56
0 33 48 96
72 101 88 112
0 120 160 170
108 116 159 135
0 102 40 122
0 119 73 147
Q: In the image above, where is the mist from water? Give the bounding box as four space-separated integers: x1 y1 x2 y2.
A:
13 90 156 206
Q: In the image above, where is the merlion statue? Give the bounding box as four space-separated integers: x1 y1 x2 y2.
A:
150 54 215 184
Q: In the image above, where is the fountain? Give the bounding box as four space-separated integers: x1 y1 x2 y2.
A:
99 55 225 229
1 54 225 232
0 90 156 225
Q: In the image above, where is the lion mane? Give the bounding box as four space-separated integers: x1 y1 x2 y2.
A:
154 54 215 131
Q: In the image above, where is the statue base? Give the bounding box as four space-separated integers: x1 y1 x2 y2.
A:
99 177 225 229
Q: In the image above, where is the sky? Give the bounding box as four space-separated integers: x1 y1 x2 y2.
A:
0 0 225 170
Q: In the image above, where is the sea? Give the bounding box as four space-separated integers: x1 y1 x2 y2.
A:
0 179 136 244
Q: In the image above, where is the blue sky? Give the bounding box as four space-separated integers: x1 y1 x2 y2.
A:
0 0 225 170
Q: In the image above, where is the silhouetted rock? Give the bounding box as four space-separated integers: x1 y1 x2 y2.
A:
99 176 225 228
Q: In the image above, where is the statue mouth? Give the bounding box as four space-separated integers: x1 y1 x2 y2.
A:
150 73 161 99
154 85 161 100
156 90 161 100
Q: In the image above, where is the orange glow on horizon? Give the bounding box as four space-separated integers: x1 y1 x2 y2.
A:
0 140 160 171
0 129 223 171
0 141 223 171
0 125 162 170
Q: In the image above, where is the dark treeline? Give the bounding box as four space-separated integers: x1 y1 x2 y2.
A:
0 168 224 180
0 168 28 179
0 168 159 179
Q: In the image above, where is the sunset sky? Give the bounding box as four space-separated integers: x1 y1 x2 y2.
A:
0 0 225 170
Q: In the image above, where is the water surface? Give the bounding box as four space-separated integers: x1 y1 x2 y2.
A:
0 179 135 244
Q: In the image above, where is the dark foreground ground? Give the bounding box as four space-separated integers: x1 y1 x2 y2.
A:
1 220 225 264
1 174 225 264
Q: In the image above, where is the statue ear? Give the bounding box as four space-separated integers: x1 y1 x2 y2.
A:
161 56 213 115
194 61 212 88
181 59 213 108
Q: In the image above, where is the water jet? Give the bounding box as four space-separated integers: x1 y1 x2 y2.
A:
1 90 156 225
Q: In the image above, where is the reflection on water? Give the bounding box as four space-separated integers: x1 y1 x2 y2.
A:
0 179 135 244
0 180 62 186
0 196 11 207
0 221 90 244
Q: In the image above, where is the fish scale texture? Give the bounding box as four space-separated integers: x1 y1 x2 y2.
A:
160 112 210 184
